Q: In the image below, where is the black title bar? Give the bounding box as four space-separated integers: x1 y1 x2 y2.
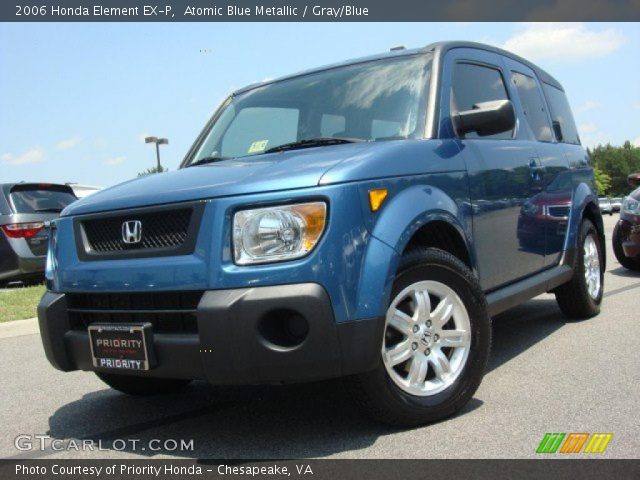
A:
3 459 640 480
2 0 640 22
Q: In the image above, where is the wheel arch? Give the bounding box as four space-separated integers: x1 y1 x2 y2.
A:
570 181 606 269
582 199 606 270
355 184 475 320
403 220 473 270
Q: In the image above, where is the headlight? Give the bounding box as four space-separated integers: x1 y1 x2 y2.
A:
233 202 327 265
622 197 640 215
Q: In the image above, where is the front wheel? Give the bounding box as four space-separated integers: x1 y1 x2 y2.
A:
96 372 191 396
351 248 491 427
554 219 604 319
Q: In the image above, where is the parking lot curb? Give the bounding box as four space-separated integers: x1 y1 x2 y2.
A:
0 317 38 339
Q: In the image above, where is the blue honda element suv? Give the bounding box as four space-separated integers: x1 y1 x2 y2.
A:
39 42 605 426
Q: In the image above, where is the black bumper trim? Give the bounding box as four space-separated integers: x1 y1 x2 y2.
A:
37 284 383 384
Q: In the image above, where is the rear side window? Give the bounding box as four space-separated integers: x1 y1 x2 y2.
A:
0 194 10 215
511 72 553 142
9 185 77 213
451 62 513 140
542 83 580 144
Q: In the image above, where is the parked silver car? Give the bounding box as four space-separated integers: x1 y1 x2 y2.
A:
0 183 77 285
599 197 613 215
610 197 623 212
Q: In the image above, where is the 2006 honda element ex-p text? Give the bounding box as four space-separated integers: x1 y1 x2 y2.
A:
39 41 605 426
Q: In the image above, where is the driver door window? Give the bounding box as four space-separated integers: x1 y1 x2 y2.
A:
450 62 513 140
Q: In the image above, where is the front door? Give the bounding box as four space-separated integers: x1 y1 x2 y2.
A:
440 48 546 291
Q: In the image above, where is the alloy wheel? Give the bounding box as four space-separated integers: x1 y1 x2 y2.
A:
382 281 471 396
583 234 601 299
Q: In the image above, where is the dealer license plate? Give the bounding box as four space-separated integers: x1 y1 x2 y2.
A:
88 323 155 371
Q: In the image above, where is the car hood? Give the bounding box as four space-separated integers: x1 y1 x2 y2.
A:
62 143 375 216
530 190 572 205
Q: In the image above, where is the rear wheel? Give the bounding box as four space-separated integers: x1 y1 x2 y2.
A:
352 248 491 427
554 219 604 319
613 222 640 271
96 372 191 396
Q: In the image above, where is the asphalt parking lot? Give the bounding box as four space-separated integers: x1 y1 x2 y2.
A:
0 214 638 460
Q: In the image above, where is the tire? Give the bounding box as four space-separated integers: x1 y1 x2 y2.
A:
351 248 491 427
612 222 640 271
96 372 191 396
554 219 604 319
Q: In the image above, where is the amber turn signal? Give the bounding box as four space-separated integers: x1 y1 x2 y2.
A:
368 189 388 212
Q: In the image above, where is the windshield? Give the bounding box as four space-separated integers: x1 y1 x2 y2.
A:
185 53 432 165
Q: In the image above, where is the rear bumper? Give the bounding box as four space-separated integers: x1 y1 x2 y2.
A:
0 251 45 281
37 284 383 384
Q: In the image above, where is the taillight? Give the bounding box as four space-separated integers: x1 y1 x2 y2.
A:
1 222 45 238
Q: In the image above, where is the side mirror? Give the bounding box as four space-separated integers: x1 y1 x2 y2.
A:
628 173 640 188
454 99 516 137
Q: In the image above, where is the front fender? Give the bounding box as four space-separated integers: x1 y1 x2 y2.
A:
354 182 473 319
370 184 470 255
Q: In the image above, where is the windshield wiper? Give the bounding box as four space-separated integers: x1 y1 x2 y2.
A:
186 156 230 168
264 137 364 154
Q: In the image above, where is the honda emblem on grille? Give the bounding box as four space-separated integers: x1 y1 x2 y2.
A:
122 220 142 244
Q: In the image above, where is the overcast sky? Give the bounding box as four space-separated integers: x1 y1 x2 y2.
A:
1 22 638 188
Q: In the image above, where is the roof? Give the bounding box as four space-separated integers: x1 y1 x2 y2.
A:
427 41 563 90
232 40 563 96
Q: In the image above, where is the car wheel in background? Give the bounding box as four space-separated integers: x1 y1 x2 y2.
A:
612 222 640 271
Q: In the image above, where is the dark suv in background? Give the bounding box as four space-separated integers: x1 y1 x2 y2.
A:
0 183 77 286
613 174 640 271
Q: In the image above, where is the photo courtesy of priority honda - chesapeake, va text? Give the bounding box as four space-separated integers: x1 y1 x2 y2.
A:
38 41 606 427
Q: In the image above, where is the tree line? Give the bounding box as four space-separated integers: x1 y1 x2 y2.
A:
590 141 640 196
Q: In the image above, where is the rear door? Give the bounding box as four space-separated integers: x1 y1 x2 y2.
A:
540 82 590 265
440 48 545 291
503 59 573 267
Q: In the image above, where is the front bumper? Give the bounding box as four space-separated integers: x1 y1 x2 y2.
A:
37 283 383 384
617 218 640 258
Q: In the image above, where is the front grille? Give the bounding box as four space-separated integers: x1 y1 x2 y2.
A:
82 208 192 252
67 291 203 334
74 202 205 260
547 205 571 218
